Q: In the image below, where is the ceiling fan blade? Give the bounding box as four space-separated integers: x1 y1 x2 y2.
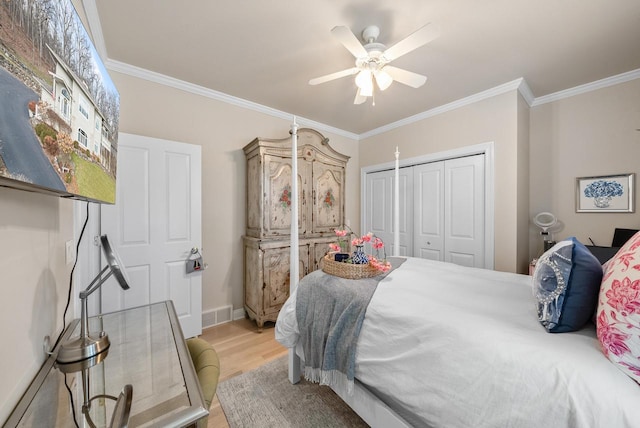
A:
383 23 439 62
331 26 368 58
354 88 367 105
384 66 427 88
309 67 359 85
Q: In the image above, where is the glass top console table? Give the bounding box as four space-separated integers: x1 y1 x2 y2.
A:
5 301 207 427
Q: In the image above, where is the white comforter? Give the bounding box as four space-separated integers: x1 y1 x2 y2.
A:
276 257 640 428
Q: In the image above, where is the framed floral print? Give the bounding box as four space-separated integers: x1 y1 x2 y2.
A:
576 173 635 213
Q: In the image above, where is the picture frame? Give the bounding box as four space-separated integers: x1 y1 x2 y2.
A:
576 173 635 213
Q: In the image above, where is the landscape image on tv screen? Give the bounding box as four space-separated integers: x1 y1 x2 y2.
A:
0 0 119 203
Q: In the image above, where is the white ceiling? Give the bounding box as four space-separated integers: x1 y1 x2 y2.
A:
84 0 640 136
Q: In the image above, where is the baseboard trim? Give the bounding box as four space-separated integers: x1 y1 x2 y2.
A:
233 308 246 321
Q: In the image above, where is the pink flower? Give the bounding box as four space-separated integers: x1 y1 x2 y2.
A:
369 256 391 272
372 237 384 250
616 252 637 272
335 229 348 237
596 311 631 357
352 237 363 246
329 243 341 252
361 232 373 243
605 276 640 316
620 361 640 377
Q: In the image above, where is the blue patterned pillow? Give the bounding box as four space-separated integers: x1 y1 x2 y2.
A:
533 237 603 333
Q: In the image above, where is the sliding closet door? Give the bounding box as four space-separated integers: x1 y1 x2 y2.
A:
413 162 444 260
444 155 485 267
364 152 486 267
364 168 413 256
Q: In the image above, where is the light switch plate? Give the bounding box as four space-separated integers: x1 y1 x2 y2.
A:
65 240 75 265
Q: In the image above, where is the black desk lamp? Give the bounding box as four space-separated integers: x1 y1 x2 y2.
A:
56 235 130 364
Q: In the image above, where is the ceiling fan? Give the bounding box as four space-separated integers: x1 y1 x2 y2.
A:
309 23 439 104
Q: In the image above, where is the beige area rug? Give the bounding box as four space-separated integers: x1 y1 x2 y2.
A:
217 356 369 428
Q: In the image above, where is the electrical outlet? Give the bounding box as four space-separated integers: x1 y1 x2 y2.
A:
65 240 75 265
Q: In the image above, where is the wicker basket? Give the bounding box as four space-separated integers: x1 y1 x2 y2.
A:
321 253 380 279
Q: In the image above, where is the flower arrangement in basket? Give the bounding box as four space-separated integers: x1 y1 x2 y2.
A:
323 226 391 279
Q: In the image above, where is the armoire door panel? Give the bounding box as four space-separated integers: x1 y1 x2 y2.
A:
313 162 344 233
264 156 309 236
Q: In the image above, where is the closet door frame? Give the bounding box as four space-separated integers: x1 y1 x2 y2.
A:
360 142 495 269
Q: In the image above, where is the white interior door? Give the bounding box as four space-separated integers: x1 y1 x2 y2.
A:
101 133 202 338
444 155 485 267
413 162 444 260
364 168 413 256
363 152 486 268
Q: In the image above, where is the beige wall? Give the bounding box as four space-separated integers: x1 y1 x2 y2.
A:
529 78 640 256
517 93 531 272
1 35 636 421
359 90 524 273
0 0 95 420
0 188 74 422
111 72 360 314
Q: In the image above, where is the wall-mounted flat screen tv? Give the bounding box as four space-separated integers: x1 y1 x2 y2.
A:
0 0 119 203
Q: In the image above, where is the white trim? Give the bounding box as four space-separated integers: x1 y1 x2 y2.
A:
102 54 639 140
532 68 640 106
360 142 495 269
233 308 246 321
359 79 528 139
104 59 360 141
517 78 535 106
76 3 640 138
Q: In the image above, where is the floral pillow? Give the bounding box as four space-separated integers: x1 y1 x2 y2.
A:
597 231 640 383
533 237 603 333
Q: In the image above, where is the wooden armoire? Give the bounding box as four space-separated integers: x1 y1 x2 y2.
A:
242 128 349 329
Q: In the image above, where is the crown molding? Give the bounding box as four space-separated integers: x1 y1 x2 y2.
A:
532 68 640 107
105 59 359 141
104 55 640 140
516 78 535 106
105 57 639 141
79 2 639 140
360 78 528 139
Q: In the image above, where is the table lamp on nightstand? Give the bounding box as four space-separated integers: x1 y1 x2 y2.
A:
56 235 131 365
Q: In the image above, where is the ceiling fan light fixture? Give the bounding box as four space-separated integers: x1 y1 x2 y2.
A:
355 70 373 96
309 23 437 105
374 69 393 91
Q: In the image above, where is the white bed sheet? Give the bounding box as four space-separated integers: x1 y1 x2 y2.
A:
276 257 640 428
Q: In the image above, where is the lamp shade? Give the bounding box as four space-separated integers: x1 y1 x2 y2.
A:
355 70 373 96
374 69 393 91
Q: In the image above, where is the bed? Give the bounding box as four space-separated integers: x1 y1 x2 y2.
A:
275 255 640 428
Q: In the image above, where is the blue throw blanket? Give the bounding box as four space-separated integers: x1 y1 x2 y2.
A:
295 257 405 393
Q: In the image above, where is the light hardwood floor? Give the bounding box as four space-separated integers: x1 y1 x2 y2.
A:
199 318 288 428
